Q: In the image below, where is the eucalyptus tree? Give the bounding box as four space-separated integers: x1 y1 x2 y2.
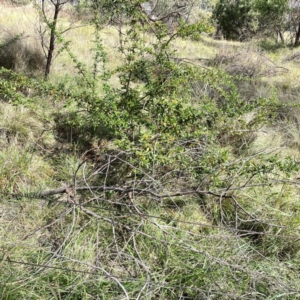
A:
253 0 288 43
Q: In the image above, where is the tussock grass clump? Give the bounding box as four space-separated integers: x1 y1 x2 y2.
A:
211 45 288 79
9 0 31 5
0 102 55 193
0 103 54 147
0 31 45 73
282 51 300 63
277 112 300 150
0 145 54 193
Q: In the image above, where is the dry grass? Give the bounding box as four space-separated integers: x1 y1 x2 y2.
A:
264 47 300 89
1 1 300 91
55 25 121 77
0 31 45 73
0 102 55 147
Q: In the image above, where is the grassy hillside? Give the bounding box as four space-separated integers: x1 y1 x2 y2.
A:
1 1 300 299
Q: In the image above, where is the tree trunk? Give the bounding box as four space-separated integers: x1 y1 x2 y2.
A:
277 30 284 44
44 1 60 79
294 22 300 46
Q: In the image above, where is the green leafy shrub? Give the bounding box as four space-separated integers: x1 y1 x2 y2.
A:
2 1 300 299
212 0 257 40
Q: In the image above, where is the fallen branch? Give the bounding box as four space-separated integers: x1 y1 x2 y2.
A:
39 185 204 198
12 180 294 201
9 185 222 200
